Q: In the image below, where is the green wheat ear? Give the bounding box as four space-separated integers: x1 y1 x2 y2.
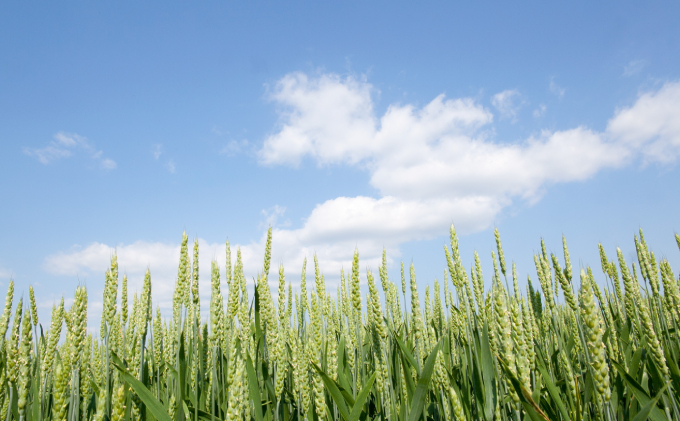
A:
7 299 23 384
111 382 126 421
52 359 69 421
17 305 32 420
264 226 272 280
350 248 361 317
494 227 506 277
28 286 37 327
639 292 669 379
0 279 14 339
579 270 611 404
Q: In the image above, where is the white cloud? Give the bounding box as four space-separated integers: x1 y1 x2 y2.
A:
260 73 631 201
45 240 187 309
42 235 342 310
550 78 566 98
371 127 626 202
623 60 647 77
256 73 680 259
533 104 547 118
43 239 245 314
24 132 116 170
259 72 378 166
607 81 680 163
43 76 680 316
491 89 523 120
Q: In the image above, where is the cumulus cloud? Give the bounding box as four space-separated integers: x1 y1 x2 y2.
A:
259 73 378 166
258 73 638 230
254 74 680 267
491 89 523 120
24 132 116 170
44 76 680 313
607 81 680 163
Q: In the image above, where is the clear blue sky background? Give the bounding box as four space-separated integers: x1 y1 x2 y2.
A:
1 1 679 326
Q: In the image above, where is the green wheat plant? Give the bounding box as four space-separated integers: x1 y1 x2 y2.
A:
2 225 680 420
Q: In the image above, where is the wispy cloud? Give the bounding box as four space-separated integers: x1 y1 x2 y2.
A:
260 205 290 229
549 78 566 98
491 89 524 121
152 144 175 173
623 60 647 77
101 158 117 170
220 139 249 156
152 144 163 160
533 104 547 118
24 132 116 170
212 126 227 136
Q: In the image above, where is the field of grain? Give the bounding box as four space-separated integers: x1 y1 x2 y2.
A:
1 226 679 421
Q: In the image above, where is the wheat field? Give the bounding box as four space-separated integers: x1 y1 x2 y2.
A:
1 226 679 421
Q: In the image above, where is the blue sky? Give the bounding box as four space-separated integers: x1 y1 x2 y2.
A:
1 1 680 325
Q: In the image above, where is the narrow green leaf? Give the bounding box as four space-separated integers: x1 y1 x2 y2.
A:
260 360 277 408
182 401 191 421
311 363 351 421
31 371 39 421
399 344 416 403
631 347 644 382
246 355 264 421
407 340 441 421
254 288 263 346
178 331 187 421
632 382 670 421
496 354 549 421
336 337 352 395
535 350 569 421
611 360 668 421
111 352 172 421
395 335 420 378
184 404 225 421
479 322 496 421
348 372 376 421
